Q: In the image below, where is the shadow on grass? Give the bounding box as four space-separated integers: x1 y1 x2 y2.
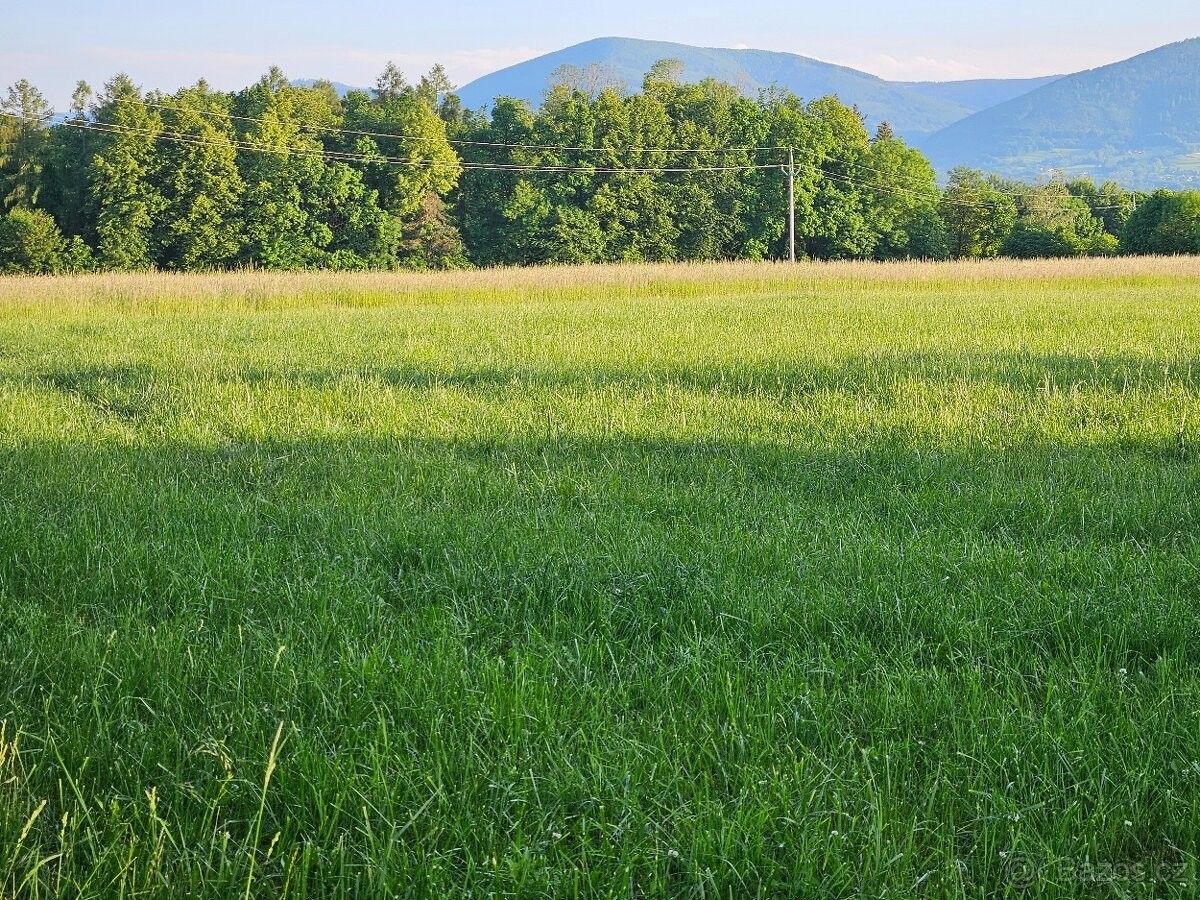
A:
239 349 1200 397
2 420 1200 900
7 349 1199 412
2 420 1199 670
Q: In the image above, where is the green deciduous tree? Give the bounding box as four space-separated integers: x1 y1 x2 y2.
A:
905 205 951 260
802 97 876 259
154 82 245 269
938 168 1018 259
1001 180 1110 257
234 69 337 269
315 161 400 269
865 126 941 259
90 75 165 270
1068 178 1136 239
1122 190 1200 255
0 207 68 273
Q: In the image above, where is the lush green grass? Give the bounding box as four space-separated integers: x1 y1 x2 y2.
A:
2 260 1199 898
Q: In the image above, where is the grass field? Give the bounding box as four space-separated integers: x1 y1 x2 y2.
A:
2 258 1200 898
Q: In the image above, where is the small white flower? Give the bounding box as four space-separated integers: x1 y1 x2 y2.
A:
1124 820 1133 827
667 849 680 859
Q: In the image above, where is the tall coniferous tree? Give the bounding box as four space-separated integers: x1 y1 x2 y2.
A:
40 82 98 241
340 64 464 269
0 79 52 211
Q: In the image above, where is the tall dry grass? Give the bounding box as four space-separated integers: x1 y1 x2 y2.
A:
1 256 1198 314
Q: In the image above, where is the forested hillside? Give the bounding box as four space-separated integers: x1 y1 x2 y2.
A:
456 35 1200 187
1 61 1197 274
894 76 1061 113
921 38 1200 186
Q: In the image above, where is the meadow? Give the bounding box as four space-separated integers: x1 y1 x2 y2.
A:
1 258 1199 898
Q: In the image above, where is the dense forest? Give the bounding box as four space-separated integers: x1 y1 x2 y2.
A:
1 62 1198 274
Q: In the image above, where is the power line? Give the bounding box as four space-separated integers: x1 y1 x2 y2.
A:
0 109 56 122
52 113 955 196
59 114 1129 213
59 117 784 175
781 150 1128 212
117 102 1135 212
28 109 1130 214
135 98 790 156
802 141 1134 211
58 117 456 171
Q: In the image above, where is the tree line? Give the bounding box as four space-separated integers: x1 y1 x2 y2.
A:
1 61 1198 274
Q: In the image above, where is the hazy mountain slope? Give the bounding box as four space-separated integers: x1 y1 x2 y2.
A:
898 76 1062 112
457 37 980 137
291 79 364 96
920 38 1200 187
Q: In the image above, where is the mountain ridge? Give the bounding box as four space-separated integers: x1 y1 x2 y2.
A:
919 37 1200 187
296 35 1200 187
894 76 1063 112
455 37 1055 137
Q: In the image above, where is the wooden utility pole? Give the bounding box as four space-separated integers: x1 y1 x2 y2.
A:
787 148 796 262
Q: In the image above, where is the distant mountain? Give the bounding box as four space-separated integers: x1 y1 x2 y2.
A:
456 38 1054 138
896 76 1062 113
920 38 1200 187
291 79 365 97
291 36 1200 189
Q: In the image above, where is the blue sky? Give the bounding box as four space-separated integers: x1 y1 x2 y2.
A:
6 0 1200 108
